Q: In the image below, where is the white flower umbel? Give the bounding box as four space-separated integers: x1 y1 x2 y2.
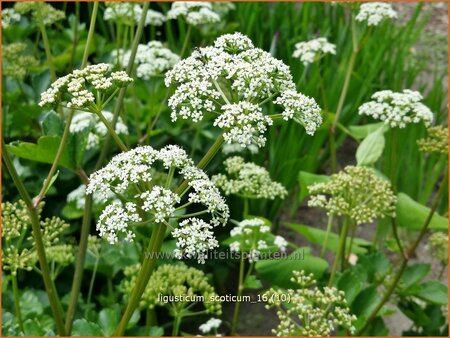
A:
172 218 219 263
212 156 287 200
97 202 141 244
39 63 133 110
87 145 229 252
275 90 323 135
228 218 287 262
199 318 222 334
67 184 116 210
14 2 65 26
104 3 165 26
165 32 322 142
70 111 128 150
214 102 273 148
355 2 397 26
358 89 434 128
113 41 180 79
292 37 336 66
167 2 220 26
2 8 21 29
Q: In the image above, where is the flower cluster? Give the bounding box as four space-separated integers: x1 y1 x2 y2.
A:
70 111 128 150
87 145 229 256
2 43 39 80
165 32 322 140
2 200 74 276
39 63 133 110
122 263 222 314
167 2 221 26
265 270 356 336
214 102 273 148
199 318 222 334
104 3 166 26
355 2 397 26
358 89 433 128
212 156 287 200
2 8 21 29
14 2 65 26
172 218 219 264
417 126 448 155
274 90 323 135
292 37 336 66
308 166 396 224
113 41 180 79
228 218 288 262
67 184 117 211
428 232 448 265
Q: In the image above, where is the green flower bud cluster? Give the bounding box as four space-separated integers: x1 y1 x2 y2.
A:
2 200 74 276
428 232 448 265
2 43 39 80
122 263 222 315
264 270 356 336
417 126 448 155
308 166 396 224
14 2 65 26
212 156 287 200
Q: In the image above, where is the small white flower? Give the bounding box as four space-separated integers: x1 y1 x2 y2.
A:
2 8 21 28
274 236 288 252
292 37 336 66
358 89 433 128
173 218 219 264
104 3 165 26
355 2 397 26
167 2 220 26
199 318 222 334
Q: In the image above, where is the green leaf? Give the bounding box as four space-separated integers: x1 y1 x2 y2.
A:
42 171 59 196
285 223 370 254
42 111 64 136
72 319 103 336
400 263 431 289
396 193 448 230
416 281 448 305
337 265 368 305
20 290 44 317
23 318 45 336
98 308 119 336
356 127 385 166
244 275 262 289
255 248 328 288
347 122 387 140
298 171 330 201
6 136 75 168
357 253 390 283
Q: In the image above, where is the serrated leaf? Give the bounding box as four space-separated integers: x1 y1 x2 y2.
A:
42 111 64 136
348 122 387 140
356 127 385 166
396 193 448 230
244 275 262 289
416 281 448 305
98 308 119 336
400 263 431 289
72 319 103 336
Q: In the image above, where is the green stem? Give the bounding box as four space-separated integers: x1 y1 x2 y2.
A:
172 314 182 336
321 214 334 258
114 223 167 336
2 141 67 336
357 172 448 334
11 274 24 332
180 25 192 58
389 128 398 188
345 221 357 263
80 1 98 68
96 109 128 152
146 308 157 328
243 198 249 218
328 218 349 286
85 252 99 317
231 255 245 336
37 21 56 82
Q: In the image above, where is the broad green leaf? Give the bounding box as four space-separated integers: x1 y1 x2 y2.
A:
337 265 368 305
347 122 387 140
357 253 390 283
416 281 448 305
396 193 448 230
285 223 370 254
98 308 119 336
298 171 330 201
255 248 328 288
72 319 103 336
244 275 262 289
20 290 44 317
42 111 64 136
23 318 45 336
6 136 75 168
400 263 431 289
356 127 385 166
